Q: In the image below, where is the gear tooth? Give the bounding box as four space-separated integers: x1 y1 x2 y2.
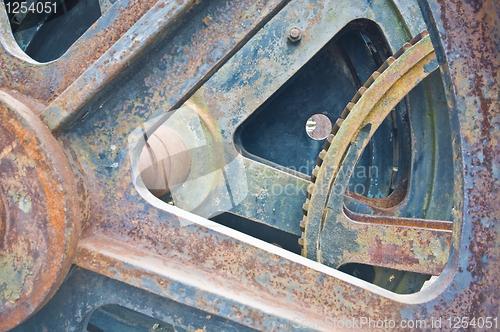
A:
306 184 314 198
311 165 320 183
298 237 305 247
363 77 375 89
341 103 356 119
409 29 428 45
346 102 355 111
377 56 395 73
302 200 309 215
331 118 343 135
341 107 350 119
316 149 327 166
340 102 356 120
351 87 367 103
323 134 334 150
363 72 381 89
300 218 306 232
394 42 412 59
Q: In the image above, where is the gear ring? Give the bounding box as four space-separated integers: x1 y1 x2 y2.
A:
300 31 454 279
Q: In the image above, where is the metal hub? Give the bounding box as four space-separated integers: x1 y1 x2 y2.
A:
0 92 81 331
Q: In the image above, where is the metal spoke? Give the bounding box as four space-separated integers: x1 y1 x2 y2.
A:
343 70 454 222
320 209 452 275
196 5 410 142
180 156 309 236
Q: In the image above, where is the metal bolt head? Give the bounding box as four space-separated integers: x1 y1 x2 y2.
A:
288 27 302 43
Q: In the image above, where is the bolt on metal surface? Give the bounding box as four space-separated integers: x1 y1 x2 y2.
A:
288 26 302 42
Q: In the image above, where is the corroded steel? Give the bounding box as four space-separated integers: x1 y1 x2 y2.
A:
154 0 425 234
0 0 194 107
41 0 288 131
0 0 498 330
0 0 290 328
0 91 81 331
301 33 453 275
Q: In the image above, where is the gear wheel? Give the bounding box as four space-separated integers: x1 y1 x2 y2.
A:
300 31 454 289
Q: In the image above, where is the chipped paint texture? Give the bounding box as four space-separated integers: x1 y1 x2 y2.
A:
54 0 500 330
1 0 499 330
0 242 32 302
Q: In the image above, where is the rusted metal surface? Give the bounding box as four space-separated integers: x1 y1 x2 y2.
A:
0 91 81 331
40 0 199 130
149 0 427 235
301 33 453 275
14 266 259 331
0 0 498 330
50 0 291 236
418 0 500 318
41 0 289 132
0 0 190 107
75 235 323 330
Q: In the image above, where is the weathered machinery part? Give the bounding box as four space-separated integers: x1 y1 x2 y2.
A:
301 32 453 275
14 266 259 331
235 23 405 196
226 20 445 293
1 0 498 330
3 0 292 329
154 4 428 238
138 1 450 294
5 0 102 62
0 91 81 331
22 0 102 63
0 0 197 108
139 125 191 197
137 97 226 212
